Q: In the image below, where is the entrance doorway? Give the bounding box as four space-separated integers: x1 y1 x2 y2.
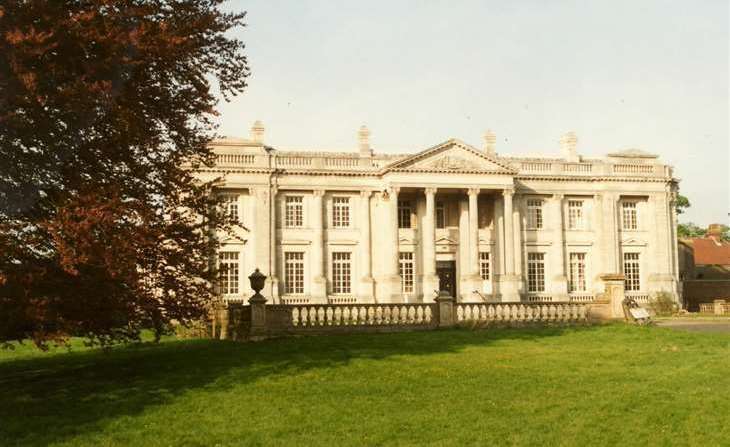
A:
436 260 457 297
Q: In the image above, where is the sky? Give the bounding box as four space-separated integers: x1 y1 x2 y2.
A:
216 0 729 226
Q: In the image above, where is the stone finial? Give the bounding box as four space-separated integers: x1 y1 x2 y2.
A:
358 125 372 157
251 120 265 143
483 130 497 156
560 131 578 162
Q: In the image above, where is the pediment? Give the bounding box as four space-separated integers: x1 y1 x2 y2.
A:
621 237 647 247
398 237 419 245
435 236 457 245
383 139 517 174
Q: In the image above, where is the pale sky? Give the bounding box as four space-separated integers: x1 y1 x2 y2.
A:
216 0 729 226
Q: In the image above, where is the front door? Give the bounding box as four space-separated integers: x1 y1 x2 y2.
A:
436 261 457 297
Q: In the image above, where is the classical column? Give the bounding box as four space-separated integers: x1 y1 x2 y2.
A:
502 189 515 275
269 186 279 300
551 194 568 300
499 188 520 302
358 190 374 302
252 186 273 298
310 189 326 302
512 196 522 278
592 193 604 293
375 186 401 303
422 187 439 302
649 191 676 298
468 188 480 278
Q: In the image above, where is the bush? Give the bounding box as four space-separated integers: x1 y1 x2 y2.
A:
650 292 677 316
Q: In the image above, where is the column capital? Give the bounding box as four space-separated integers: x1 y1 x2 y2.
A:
312 189 325 197
424 187 438 195
360 189 372 198
270 185 279 196
552 193 564 201
467 187 480 196
502 187 514 197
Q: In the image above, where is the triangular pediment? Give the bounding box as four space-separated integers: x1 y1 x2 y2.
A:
383 139 517 174
435 236 457 245
621 237 647 247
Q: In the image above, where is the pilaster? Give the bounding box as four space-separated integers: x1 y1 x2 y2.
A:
311 189 327 303
358 190 375 302
499 188 521 302
551 193 568 301
422 187 439 302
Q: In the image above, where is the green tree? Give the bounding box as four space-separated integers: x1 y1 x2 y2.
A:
675 194 690 214
0 0 249 347
677 222 706 239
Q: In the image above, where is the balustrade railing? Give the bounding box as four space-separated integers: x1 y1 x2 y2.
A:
287 303 437 328
613 164 654 174
456 302 588 324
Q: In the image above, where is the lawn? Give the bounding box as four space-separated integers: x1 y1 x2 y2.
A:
1 325 729 446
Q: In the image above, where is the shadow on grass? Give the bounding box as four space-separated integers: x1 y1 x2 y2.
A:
0 325 605 446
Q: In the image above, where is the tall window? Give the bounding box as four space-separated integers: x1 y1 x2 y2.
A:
399 252 414 293
569 253 586 292
332 197 350 228
527 199 544 229
622 201 637 230
398 200 412 229
623 252 641 291
479 252 490 280
284 252 304 295
218 252 239 295
436 201 446 229
567 200 584 230
527 253 545 292
220 194 239 222
332 252 351 294
285 196 303 227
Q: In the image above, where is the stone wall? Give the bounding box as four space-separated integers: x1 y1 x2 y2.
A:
682 280 730 311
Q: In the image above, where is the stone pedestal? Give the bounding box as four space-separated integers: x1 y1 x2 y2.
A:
714 299 727 316
435 292 455 327
249 293 267 336
358 276 375 303
601 273 626 319
311 276 327 304
422 273 440 303
498 274 522 302
552 274 569 302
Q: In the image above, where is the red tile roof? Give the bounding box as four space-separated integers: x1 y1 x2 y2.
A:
692 238 730 266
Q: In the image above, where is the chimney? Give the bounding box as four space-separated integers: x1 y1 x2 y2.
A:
708 224 724 240
483 129 497 156
250 120 265 144
358 125 372 157
560 131 579 162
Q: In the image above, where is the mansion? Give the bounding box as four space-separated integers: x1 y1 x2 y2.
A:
196 122 680 305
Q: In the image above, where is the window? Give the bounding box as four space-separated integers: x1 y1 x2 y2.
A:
218 252 239 295
527 199 544 229
399 252 414 293
436 201 446 229
332 252 351 294
622 201 637 230
527 253 545 292
284 252 304 295
220 194 239 222
569 253 586 292
623 252 641 291
332 197 350 228
568 200 584 230
479 252 490 280
285 196 303 227
398 200 412 229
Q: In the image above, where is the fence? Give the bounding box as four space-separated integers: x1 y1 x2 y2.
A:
698 300 730 316
213 294 597 340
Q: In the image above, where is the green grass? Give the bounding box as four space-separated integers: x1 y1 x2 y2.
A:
1 325 729 446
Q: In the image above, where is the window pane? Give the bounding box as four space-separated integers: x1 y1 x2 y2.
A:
285 196 304 227
479 252 490 280
398 200 412 229
436 201 446 229
399 252 414 293
332 197 350 228
569 252 586 292
527 252 545 292
285 252 304 294
218 251 239 295
527 199 543 229
623 252 641 291
332 252 351 294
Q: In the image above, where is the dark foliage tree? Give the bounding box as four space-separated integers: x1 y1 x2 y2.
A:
0 0 248 347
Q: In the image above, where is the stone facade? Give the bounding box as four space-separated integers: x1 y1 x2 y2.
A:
195 122 680 306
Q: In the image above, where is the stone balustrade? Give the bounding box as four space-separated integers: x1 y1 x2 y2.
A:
456 302 588 324
209 150 672 180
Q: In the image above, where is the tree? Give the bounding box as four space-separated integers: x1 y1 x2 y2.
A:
677 222 706 239
675 194 690 214
0 0 249 348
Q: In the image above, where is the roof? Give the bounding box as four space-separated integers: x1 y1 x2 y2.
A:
690 237 730 265
607 148 658 159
